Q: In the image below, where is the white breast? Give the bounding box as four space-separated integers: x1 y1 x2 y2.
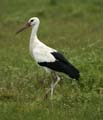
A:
30 38 57 63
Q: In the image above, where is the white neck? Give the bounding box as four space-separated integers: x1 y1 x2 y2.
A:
30 23 39 40
29 23 40 56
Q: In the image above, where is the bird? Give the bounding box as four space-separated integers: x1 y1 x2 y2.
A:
16 17 80 99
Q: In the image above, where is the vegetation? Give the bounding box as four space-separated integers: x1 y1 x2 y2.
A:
0 0 103 119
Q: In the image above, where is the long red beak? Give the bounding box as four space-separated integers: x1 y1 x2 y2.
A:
16 22 30 34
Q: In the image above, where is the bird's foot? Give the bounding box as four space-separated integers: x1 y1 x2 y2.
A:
44 88 54 100
44 88 51 99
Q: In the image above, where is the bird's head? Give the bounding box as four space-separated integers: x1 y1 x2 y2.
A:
16 17 40 34
28 17 40 26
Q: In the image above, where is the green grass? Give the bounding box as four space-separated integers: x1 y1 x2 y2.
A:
0 0 103 119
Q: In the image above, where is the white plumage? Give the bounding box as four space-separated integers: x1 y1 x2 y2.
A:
16 17 80 99
32 39 57 63
28 18 57 64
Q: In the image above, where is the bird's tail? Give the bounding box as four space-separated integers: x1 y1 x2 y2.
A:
64 63 80 80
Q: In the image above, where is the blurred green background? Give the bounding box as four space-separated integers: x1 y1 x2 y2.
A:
0 0 103 120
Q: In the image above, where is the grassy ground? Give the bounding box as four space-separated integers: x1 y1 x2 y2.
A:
0 0 103 119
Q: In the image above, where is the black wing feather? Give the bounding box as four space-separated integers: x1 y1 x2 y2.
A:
38 52 80 80
51 52 69 64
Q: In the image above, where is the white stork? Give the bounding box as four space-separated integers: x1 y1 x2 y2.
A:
16 17 80 98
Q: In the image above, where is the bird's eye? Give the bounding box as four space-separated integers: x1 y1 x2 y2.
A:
30 19 34 22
